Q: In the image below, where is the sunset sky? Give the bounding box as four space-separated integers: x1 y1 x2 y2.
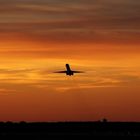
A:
0 0 140 122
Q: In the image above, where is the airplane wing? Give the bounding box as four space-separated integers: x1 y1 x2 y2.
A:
54 71 67 73
72 71 84 73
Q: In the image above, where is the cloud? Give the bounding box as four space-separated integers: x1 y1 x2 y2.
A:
0 88 16 94
0 0 139 43
0 65 139 96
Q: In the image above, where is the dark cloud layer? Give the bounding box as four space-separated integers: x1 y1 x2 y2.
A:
0 0 139 43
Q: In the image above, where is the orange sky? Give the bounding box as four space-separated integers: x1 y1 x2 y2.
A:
0 39 139 122
0 0 139 122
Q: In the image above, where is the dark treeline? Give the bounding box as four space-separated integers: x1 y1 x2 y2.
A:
0 121 140 136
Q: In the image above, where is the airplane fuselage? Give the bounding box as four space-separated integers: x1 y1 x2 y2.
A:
54 64 83 76
66 64 73 76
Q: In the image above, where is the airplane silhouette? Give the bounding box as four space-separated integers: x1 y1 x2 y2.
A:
54 64 84 76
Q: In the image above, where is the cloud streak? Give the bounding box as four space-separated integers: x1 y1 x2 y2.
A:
0 66 139 93
0 0 139 43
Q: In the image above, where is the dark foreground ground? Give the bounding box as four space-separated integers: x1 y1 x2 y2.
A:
0 122 140 136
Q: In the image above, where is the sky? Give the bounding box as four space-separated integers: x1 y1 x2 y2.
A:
0 0 139 122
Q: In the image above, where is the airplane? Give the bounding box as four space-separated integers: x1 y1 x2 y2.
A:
54 64 84 76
